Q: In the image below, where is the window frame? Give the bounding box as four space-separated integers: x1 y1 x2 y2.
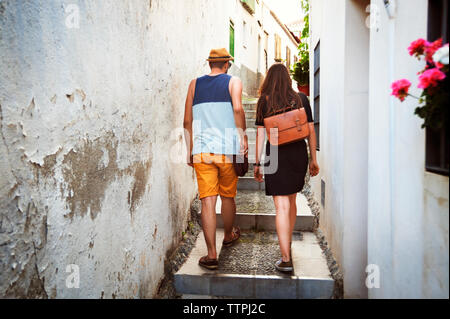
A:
286 46 291 69
313 40 320 151
229 20 235 58
274 34 282 62
425 0 449 176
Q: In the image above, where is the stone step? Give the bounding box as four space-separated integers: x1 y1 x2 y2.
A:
237 176 265 191
245 109 257 119
246 118 257 129
214 213 313 232
243 102 257 112
214 190 314 231
174 229 334 299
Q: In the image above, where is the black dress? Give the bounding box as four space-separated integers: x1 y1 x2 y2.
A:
254 93 314 196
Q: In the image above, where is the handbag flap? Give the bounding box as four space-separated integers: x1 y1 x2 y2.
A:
263 108 308 131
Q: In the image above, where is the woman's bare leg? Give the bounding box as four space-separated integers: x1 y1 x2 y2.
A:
288 193 297 245
273 195 291 262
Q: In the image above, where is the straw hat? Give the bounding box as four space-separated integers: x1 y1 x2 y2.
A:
206 48 234 62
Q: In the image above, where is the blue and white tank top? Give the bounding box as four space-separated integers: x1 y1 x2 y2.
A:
192 74 240 155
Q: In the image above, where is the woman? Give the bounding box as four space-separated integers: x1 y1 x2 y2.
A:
254 63 319 273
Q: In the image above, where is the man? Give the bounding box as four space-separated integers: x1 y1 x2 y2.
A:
183 48 248 270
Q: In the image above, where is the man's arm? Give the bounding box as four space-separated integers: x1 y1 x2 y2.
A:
229 77 248 154
183 79 195 166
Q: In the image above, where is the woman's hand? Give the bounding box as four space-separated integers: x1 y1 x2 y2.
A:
309 160 320 177
254 165 264 182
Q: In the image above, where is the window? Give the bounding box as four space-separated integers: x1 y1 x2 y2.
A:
426 0 449 176
286 46 291 69
274 34 282 62
314 41 320 150
229 21 235 57
264 31 269 72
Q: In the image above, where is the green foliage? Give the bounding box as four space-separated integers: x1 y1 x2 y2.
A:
414 66 449 130
291 59 309 85
291 0 310 86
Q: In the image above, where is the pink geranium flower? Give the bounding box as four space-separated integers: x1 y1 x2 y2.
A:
391 79 412 101
418 68 446 89
408 38 429 58
425 38 443 64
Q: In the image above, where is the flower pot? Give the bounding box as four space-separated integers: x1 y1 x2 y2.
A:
297 84 310 96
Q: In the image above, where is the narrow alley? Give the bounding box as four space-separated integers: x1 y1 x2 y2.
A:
0 0 448 303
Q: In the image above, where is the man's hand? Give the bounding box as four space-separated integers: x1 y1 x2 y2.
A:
240 135 249 156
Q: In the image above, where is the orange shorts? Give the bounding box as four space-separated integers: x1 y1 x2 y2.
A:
193 153 238 199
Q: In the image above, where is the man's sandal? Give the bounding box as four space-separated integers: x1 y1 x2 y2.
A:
222 226 241 247
198 256 218 270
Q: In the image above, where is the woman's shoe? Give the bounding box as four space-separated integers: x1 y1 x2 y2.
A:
275 258 293 273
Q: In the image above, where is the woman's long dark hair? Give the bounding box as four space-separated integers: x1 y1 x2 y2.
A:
256 63 302 124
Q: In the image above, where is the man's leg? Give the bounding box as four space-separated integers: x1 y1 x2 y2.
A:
193 153 220 260
201 195 218 259
220 196 236 242
217 155 239 243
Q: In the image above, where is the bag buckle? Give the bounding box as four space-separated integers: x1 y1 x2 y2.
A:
295 119 302 131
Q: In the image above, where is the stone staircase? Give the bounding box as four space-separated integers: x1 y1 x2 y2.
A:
173 100 334 299
239 99 264 190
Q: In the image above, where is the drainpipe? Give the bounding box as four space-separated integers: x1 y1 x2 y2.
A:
386 0 397 295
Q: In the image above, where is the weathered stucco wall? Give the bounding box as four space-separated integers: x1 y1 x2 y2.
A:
0 0 228 298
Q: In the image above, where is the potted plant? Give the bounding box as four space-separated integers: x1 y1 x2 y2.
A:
291 0 310 96
391 38 449 130
292 58 309 96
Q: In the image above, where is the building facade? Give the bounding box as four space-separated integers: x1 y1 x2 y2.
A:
227 0 300 96
309 0 449 298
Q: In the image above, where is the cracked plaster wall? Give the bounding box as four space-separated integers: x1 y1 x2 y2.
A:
0 0 228 298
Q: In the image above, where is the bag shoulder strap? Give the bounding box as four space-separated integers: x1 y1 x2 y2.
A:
265 97 302 117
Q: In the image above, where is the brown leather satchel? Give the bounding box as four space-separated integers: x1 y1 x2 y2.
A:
263 101 310 146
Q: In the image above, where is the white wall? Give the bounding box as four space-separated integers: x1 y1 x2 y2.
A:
309 0 369 298
368 0 448 299
310 0 449 299
0 0 228 298
342 0 370 299
310 0 347 274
